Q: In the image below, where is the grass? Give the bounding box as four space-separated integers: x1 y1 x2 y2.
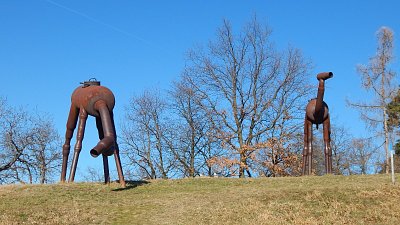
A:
1 174 400 224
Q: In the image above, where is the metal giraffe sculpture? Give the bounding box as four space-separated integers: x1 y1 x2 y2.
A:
302 72 333 175
61 79 126 187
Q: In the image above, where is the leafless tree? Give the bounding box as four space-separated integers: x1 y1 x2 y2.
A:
330 125 353 175
310 135 326 176
0 98 61 184
197 133 224 177
83 167 103 182
0 98 34 183
168 76 224 177
348 27 396 173
309 124 353 175
184 17 312 177
348 138 377 175
121 90 174 179
25 114 62 184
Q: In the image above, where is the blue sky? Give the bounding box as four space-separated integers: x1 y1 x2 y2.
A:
1 0 399 180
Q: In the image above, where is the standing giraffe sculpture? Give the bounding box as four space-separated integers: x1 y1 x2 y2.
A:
61 79 126 187
302 72 333 175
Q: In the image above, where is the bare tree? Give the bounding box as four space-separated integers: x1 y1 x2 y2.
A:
168 78 203 177
121 90 174 179
348 27 396 173
0 98 61 184
310 135 326 176
184 17 312 177
309 124 353 175
168 76 224 177
348 138 377 175
0 98 34 183
83 167 103 182
195 130 226 177
25 114 62 184
330 125 353 175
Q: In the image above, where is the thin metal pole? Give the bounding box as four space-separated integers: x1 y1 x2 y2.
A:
391 150 395 185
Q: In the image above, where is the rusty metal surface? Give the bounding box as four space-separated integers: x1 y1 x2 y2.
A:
302 72 333 175
61 79 126 187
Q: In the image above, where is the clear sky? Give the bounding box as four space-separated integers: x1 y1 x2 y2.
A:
1 0 399 180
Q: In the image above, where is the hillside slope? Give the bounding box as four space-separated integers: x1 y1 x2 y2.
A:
1 174 400 224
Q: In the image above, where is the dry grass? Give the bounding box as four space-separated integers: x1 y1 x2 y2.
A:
1 174 400 224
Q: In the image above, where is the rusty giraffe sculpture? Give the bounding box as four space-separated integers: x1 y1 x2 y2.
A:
302 72 333 175
61 79 126 187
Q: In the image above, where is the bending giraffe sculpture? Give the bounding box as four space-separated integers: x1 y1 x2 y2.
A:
302 72 333 175
61 79 126 187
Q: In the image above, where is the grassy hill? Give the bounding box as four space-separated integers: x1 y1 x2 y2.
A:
1 174 400 225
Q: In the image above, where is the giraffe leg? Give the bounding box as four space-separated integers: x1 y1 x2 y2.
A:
307 120 313 175
61 104 79 182
302 116 309 175
96 117 110 184
68 108 88 182
102 155 110 184
90 100 115 157
323 114 332 174
110 111 126 188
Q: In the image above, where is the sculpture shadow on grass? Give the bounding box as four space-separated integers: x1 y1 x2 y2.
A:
112 180 150 192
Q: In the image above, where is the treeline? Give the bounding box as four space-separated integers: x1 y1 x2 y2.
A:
1 18 398 184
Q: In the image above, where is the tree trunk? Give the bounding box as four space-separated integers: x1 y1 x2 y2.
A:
40 147 46 184
40 158 46 184
189 120 196 177
146 131 157 179
381 65 389 174
239 152 246 178
383 107 390 174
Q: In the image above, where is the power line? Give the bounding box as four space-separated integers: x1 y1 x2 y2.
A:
44 0 152 45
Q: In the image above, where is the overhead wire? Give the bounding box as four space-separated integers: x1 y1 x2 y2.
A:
43 0 152 46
